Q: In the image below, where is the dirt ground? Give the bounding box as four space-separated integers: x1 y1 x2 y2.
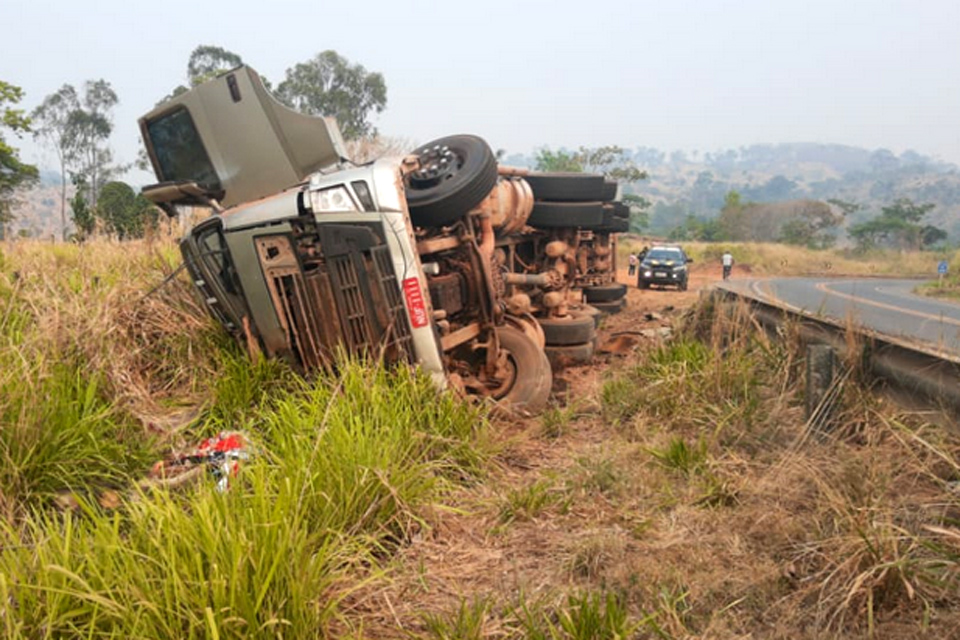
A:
346 263 736 636
344 261 960 639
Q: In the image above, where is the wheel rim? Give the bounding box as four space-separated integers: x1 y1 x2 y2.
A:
485 350 519 400
408 144 463 190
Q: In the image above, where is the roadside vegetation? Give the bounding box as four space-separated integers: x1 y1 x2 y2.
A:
621 238 960 280
917 271 960 301
2 238 959 638
366 297 960 639
0 239 488 638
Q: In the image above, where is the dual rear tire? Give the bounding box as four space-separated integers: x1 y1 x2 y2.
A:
537 310 597 368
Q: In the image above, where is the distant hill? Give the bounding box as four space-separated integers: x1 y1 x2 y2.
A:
9 143 959 241
508 143 960 240
8 179 66 240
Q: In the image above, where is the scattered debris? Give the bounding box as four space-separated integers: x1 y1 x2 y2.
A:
599 334 640 354
147 431 252 493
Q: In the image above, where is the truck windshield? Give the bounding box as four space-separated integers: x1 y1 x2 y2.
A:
145 107 221 191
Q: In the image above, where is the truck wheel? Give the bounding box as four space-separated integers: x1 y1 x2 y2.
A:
527 202 605 228
505 313 546 350
584 283 627 303
524 172 605 201
544 341 595 368
584 207 629 233
612 202 630 219
581 304 603 328
404 135 498 228
601 179 618 202
537 311 596 346
679 277 688 291
490 325 552 415
598 218 630 233
591 298 627 314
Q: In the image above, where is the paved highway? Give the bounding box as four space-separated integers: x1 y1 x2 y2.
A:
720 278 960 357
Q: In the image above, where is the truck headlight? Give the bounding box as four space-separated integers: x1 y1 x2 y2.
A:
643 270 652 277
309 186 358 213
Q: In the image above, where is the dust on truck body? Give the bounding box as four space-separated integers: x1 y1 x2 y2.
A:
139 65 555 413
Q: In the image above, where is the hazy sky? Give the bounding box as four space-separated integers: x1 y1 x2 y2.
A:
3 0 959 181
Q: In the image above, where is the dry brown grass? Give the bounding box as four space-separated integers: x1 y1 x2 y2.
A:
621 239 960 279
0 237 222 430
345 297 960 639
4 238 958 637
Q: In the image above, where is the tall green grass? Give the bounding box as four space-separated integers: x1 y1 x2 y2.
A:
0 240 490 637
0 241 212 517
0 360 154 517
0 361 487 638
601 337 761 434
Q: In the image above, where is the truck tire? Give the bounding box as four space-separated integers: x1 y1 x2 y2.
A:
527 202 604 228
537 311 597 346
404 135 498 228
581 304 603 328
591 298 627 314
601 179 618 202
612 202 630 219
595 218 629 233
491 325 552 416
592 206 618 228
544 341 595 368
583 205 629 232
524 172 605 201
584 283 627 303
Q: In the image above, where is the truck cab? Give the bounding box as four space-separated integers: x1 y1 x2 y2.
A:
139 66 552 413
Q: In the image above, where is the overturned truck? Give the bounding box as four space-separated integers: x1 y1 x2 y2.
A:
139 66 629 415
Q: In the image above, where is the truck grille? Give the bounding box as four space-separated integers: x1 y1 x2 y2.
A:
256 228 413 371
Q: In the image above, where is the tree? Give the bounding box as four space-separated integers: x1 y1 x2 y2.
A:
533 145 647 183
717 190 748 240
154 45 247 111
69 174 95 240
921 224 948 248
879 198 935 224
777 200 844 248
848 198 944 251
534 148 582 172
826 198 861 218
668 214 724 241
276 50 387 139
96 181 159 239
67 80 120 209
623 194 651 232
577 145 647 183
32 84 80 239
0 81 39 239
187 45 243 86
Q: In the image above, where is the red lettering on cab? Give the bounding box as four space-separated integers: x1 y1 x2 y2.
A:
402 277 429 328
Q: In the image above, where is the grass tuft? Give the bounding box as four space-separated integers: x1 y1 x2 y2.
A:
647 437 708 476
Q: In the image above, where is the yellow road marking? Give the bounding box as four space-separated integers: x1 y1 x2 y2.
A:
812 281 960 329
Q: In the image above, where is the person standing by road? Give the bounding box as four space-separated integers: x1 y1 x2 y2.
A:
721 251 733 280
628 252 638 276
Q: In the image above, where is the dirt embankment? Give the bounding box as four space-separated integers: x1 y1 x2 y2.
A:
347 265 723 633
348 259 960 639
